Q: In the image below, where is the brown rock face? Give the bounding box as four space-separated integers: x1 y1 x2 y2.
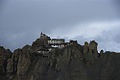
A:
6 59 13 73
32 33 50 50
1 36 120 80
0 46 11 74
17 51 31 80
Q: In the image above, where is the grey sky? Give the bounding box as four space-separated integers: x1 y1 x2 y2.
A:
0 0 120 52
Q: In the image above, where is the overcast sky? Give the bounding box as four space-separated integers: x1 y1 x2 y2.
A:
0 0 120 52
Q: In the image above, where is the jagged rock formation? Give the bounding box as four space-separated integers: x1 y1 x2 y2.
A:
0 33 120 80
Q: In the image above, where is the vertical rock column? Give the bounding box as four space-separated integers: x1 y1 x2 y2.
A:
83 42 89 63
17 50 31 80
88 41 98 64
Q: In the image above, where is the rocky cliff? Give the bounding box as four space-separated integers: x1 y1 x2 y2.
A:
0 35 120 80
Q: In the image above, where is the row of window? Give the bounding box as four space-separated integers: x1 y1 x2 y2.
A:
48 40 64 44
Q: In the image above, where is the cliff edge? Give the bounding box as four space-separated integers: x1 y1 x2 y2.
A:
0 33 120 80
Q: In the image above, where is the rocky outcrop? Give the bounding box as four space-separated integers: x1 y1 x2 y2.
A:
1 36 120 80
17 50 31 80
0 46 11 74
6 59 13 73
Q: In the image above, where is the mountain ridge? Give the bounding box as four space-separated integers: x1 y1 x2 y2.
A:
0 33 120 80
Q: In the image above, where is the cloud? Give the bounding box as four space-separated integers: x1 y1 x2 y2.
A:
0 0 120 52
50 20 120 52
52 20 120 38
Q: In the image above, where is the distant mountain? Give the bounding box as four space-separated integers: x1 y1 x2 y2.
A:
0 33 120 80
